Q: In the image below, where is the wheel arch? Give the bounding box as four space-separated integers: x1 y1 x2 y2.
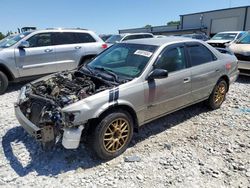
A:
94 104 139 133
0 63 15 81
218 75 230 92
78 54 96 66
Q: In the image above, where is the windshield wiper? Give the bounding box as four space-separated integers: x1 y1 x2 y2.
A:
93 66 119 82
85 64 94 74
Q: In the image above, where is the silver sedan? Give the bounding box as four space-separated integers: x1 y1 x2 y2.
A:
15 37 239 159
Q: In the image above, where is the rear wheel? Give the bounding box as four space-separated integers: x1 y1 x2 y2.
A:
92 111 134 160
208 79 228 110
0 71 8 95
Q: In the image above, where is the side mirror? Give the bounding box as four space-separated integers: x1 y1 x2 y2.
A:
18 41 30 49
147 69 168 81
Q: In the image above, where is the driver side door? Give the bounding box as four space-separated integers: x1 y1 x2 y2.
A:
15 32 57 77
144 44 192 122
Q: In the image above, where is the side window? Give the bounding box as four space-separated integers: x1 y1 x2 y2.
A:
195 35 203 40
123 35 136 41
27 33 52 47
75 33 96 43
54 32 77 45
187 44 216 66
143 34 153 38
154 46 187 73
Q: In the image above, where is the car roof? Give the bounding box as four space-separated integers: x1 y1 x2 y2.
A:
30 28 92 34
120 33 153 37
122 36 197 46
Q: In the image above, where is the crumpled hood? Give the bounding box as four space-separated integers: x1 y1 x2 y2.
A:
207 39 231 44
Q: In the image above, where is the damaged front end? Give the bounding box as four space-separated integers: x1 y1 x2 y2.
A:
15 70 113 150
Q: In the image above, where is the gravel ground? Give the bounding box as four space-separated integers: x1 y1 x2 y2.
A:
0 76 249 188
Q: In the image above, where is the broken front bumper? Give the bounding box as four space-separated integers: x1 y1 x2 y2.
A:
14 103 42 140
14 85 42 140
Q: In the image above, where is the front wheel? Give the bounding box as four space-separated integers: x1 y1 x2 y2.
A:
0 71 8 95
207 79 228 110
92 111 134 160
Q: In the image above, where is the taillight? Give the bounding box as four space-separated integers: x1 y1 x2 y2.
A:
225 63 232 70
102 44 108 49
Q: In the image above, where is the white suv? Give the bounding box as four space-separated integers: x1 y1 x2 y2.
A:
0 28 107 94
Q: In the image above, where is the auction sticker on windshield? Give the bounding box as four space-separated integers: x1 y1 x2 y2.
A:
134 50 153 57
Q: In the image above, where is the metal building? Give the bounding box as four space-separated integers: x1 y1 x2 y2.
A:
119 6 250 36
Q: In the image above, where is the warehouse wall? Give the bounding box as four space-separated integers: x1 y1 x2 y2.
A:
245 7 250 30
119 25 178 34
182 7 246 36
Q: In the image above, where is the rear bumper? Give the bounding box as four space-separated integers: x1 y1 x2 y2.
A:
229 70 239 84
14 103 42 140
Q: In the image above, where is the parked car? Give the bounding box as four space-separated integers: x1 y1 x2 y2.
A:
154 35 167 38
228 31 250 76
106 33 154 46
207 31 247 48
0 28 107 94
15 37 239 159
182 33 209 41
99 34 112 42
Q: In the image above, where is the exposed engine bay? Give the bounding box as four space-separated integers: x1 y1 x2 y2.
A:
30 71 113 107
18 71 114 149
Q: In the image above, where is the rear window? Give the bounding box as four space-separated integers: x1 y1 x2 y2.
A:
106 35 123 43
75 33 96 43
123 34 153 41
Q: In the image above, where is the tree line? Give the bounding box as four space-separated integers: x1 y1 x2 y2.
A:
0 32 5 40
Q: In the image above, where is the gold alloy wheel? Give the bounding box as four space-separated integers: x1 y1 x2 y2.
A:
103 118 130 153
213 82 226 105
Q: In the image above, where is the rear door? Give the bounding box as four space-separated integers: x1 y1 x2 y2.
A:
186 42 221 101
53 32 85 71
144 43 192 121
15 32 57 77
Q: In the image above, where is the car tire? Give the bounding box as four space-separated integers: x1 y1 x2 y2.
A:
0 71 8 95
207 79 228 110
92 110 134 160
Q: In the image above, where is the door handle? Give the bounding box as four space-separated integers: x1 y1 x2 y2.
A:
44 49 53 53
183 77 191 83
215 69 220 72
75 46 82 49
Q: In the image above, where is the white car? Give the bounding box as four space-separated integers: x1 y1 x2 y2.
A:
228 31 250 76
207 31 247 48
106 33 154 47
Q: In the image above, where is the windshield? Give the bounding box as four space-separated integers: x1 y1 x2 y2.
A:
85 43 158 80
0 35 16 46
0 32 31 48
106 35 123 44
236 32 250 44
211 33 237 41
